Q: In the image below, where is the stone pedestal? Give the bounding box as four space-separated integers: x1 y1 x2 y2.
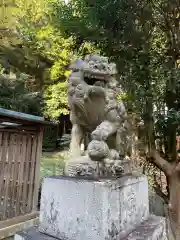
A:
14 216 168 240
39 174 149 240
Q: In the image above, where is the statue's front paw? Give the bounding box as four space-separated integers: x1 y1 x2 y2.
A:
88 140 109 161
91 130 108 141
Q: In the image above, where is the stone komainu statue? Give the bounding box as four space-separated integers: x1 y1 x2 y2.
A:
65 54 131 177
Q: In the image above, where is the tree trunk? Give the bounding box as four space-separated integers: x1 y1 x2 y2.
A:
168 164 180 238
151 150 180 238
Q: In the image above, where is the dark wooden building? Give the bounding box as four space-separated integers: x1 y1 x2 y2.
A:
0 108 49 237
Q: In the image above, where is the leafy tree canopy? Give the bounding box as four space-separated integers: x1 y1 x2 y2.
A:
0 0 99 119
0 73 42 114
49 0 180 151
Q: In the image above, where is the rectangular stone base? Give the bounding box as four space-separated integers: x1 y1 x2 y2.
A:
39 174 149 240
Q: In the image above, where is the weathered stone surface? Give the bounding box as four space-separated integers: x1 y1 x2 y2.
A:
125 215 168 240
14 215 167 240
14 226 58 240
149 190 166 217
65 155 97 177
39 174 149 240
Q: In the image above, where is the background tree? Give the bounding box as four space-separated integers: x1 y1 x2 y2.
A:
0 73 42 114
0 0 99 120
0 0 70 119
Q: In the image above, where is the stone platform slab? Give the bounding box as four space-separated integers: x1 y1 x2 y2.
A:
14 226 56 240
125 215 167 240
39 174 149 240
14 216 167 240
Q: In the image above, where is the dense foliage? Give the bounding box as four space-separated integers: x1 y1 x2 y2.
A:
0 73 42 114
0 0 100 120
50 0 180 158
0 0 69 118
1 0 180 161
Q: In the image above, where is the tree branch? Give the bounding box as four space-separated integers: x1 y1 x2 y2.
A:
150 150 173 177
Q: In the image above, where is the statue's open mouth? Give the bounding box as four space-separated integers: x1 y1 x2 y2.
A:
83 70 109 87
83 70 109 81
84 76 106 86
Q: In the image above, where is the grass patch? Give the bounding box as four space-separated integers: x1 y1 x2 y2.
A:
40 152 65 183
